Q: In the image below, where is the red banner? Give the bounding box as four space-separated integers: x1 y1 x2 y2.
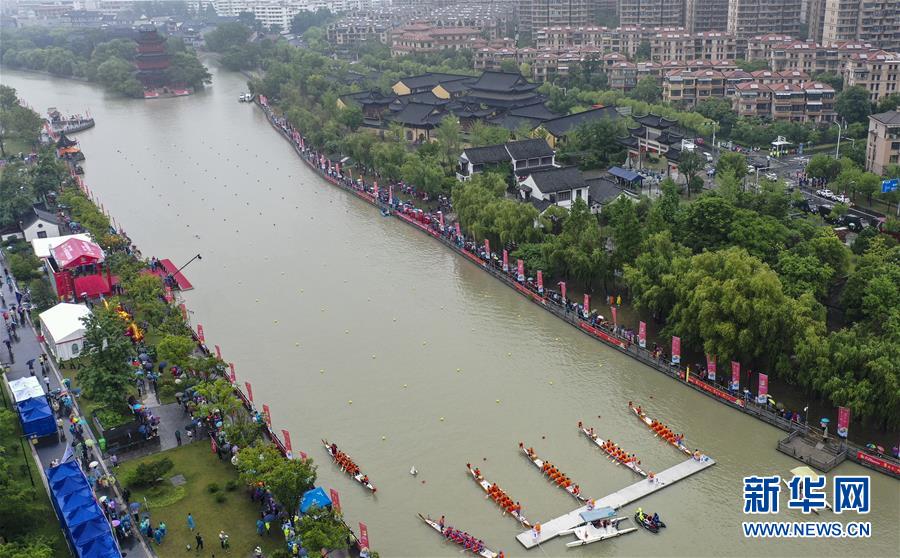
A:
373 181 379 197
281 429 292 453
164 285 173 302
671 336 681 364
537 270 543 293
330 488 341 513
559 281 566 301
638 321 646 348
359 522 369 548
583 294 590 315
706 354 717 381
197 324 205 343
517 259 525 282
837 406 850 438
438 211 444 229
262 404 272 427
299 451 308 460
211 437 218 454
731 361 740 390
229 363 236 383
215 345 222 359
455 222 461 238
856 451 900 475
757 373 769 403
179 303 187 320
611 306 617 325
245 381 253 403
388 185 393 205
579 323 627 349
688 375 744 406
484 239 490 256
502 249 508 272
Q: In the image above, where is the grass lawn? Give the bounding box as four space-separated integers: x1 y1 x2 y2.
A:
116 442 284 557
0 392 69 555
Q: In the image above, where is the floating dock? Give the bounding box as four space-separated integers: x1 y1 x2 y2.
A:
515 455 716 549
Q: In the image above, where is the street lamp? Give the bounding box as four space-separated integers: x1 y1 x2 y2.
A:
174 254 202 276
833 120 844 160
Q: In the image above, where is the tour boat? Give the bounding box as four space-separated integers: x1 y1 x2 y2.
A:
519 442 587 502
634 512 666 533
418 514 498 558
466 464 531 527
322 439 376 492
578 423 647 477
628 402 693 456
559 507 637 547
782 466 832 513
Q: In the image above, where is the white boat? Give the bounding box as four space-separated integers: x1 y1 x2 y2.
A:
418 514 498 558
782 466 832 513
579 424 648 477
559 507 638 547
322 439 376 492
466 464 531 527
519 443 587 502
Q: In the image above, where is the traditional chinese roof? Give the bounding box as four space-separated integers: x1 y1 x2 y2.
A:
525 166 586 194
540 106 620 138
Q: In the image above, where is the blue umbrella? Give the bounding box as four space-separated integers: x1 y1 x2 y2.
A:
138 353 149 361
132 403 143 410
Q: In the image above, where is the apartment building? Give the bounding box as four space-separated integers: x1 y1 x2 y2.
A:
326 17 389 47
518 0 590 38
588 0 618 21
820 0 899 50
390 24 486 55
733 80 836 122
726 0 803 38
663 69 727 108
650 30 742 62
619 0 684 28
843 50 900 102
866 110 900 175
684 0 729 33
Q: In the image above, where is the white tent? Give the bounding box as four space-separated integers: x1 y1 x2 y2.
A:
9 376 45 402
30 233 92 259
39 303 91 361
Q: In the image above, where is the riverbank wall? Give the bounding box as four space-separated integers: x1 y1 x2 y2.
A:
256 99 900 480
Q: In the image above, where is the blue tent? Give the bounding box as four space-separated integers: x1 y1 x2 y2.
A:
300 487 332 513
17 396 56 438
46 461 121 558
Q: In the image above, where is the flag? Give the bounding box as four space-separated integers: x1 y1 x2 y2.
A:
837 407 850 438
611 306 617 325
706 354 717 381
359 522 369 548
484 239 490 256
638 321 646 348
215 345 222 359
731 361 740 390
262 404 272 427
671 336 681 364
502 249 509 272
757 373 768 404
281 429 293 453
438 211 444 229
559 281 566 301
196 324 204 342
374 181 379 197
517 259 525 282
244 381 253 403
330 488 341 513
388 185 393 205
537 270 544 293
229 363 236 383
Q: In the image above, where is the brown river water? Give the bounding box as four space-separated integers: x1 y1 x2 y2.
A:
3 63 897 557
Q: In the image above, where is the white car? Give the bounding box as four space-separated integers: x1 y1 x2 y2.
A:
816 188 835 199
765 172 778 181
834 194 850 204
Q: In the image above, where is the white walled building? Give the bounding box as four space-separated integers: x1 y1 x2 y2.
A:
190 0 370 29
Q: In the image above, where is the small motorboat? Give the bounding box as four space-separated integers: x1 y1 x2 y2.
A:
634 511 666 533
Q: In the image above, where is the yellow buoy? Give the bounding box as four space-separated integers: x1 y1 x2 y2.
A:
439 417 444 421
345 330 350 334
382 436 386 440
496 399 501 404
348 400 353 404
372 354 376 359
320 369 324 373
549 381 554 385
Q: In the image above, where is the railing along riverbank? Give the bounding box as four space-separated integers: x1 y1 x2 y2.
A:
256 99 900 480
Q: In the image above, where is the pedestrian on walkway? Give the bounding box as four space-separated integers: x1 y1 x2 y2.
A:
256 518 265 536
123 487 131 503
195 533 204 551
175 429 182 446
4 338 12 359
43 375 51 393
219 530 229 549
187 512 195 531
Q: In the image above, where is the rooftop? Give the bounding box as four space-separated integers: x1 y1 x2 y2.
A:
870 111 900 126
525 166 586 194
540 106 620 137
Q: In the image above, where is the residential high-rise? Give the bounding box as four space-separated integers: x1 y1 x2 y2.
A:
818 0 899 50
685 0 729 33
865 111 900 175
587 0 618 23
727 0 803 38
518 0 589 38
806 0 827 41
618 0 684 27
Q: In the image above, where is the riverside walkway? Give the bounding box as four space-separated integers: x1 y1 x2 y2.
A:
516 455 716 549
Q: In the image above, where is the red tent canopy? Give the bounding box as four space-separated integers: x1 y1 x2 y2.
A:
52 238 105 270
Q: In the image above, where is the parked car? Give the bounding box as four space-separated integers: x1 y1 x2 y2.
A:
816 188 835 199
833 193 850 204
765 172 778 181
836 214 864 231
705 152 713 163
791 198 812 213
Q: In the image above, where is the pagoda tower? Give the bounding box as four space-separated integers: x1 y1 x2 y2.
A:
134 25 171 88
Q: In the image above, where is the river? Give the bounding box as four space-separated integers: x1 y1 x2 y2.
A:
3 64 897 557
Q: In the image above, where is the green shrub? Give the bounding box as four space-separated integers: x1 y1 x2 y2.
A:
224 480 239 492
94 408 131 429
214 493 227 504
127 457 174 487
206 482 221 493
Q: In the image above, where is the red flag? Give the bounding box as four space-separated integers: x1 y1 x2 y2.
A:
164 285 173 303
438 211 444 229
706 354 717 381
502 249 509 272
730 361 740 390
299 451 308 460
837 406 850 437
537 270 544 292
359 522 369 548
757 373 768 403
638 321 646 347
671 336 681 364
517 259 525 281
611 306 617 325
330 488 341 513
484 238 490 256
211 437 218 454
196 324 205 343
229 363 236 383
281 429 293 452
583 294 590 314
262 404 272 427
559 281 567 301
455 222 461 238
215 344 222 359
374 181 379 197
244 381 253 403
179 303 187 320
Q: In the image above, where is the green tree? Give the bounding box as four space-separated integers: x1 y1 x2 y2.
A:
265 458 318 516
776 251 833 299
435 116 461 166
676 195 736 252
400 153 445 196
30 149 67 199
0 162 34 227
469 121 510 146
298 505 350 552
204 22 252 52
876 93 900 113
336 103 363 131
605 196 641 271
567 118 626 169
0 86 42 157
805 154 843 181
623 230 690 319
165 51 212 88
715 151 748 182
695 97 737 137
677 150 705 197
635 40 651 61
77 305 135 410
0 538 55 558
95 57 143 97
734 59 769 72
628 76 661 104
155 334 196 370
835 85 873 124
